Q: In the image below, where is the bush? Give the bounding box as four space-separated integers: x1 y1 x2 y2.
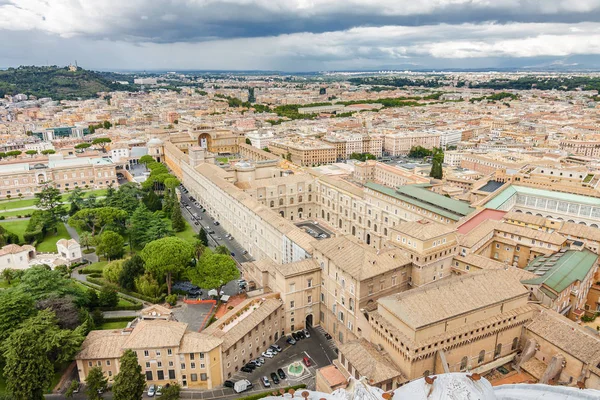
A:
99 286 119 308
0 216 4 220
582 313 598 323
83 248 95 254
87 276 165 304
23 229 44 244
165 294 178 306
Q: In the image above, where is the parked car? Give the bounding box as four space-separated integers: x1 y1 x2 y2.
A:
156 385 163 396
230 252 235 257
291 332 300 341
287 336 297 345
270 372 280 385
303 329 311 338
257 357 265 364
303 356 311 367
242 250 248 255
270 344 282 352
147 384 156 397
214 221 220 226
324 333 332 340
261 376 271 388
297 330 306 340
277 368 287 379
253 358 263 366
261 351 273 358
266 349 276 356
223 380 235 388
241 366 253 373
194 221 199 225
244 362 256 370
233 379 252 393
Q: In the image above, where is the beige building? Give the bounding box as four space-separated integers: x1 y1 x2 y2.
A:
269 137 337 166
0 244 35 271
202 296 284 380
383 132 441 156
0 156 117 199
76 318 223 390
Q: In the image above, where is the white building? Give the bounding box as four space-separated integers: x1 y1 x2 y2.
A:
246 131 275 150
439 129 462 147
109 145 130 162
0 244 35 272
444 150 466 167
24 142 54 153
56 239 82 265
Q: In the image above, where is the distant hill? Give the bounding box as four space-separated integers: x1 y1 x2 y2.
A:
0 66 136 101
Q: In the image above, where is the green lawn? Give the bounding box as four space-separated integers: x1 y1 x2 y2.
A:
73 280 136 307
175 220 197 243
82 261 108 273
0 189 107 214
216 157 230 163
0 219 29 241
36 223 71 253
99 321 130 330
0 209 35 217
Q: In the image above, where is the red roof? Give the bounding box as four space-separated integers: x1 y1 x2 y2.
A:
457 209 506 234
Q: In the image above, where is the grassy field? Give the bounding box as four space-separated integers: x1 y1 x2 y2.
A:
73 280 136 307
174 219 197 243
0 220 72 253
0 219 29 240
36 223 71 253
99 321 130 330
81 261 108 273
0 209 35 217
0 189 108 214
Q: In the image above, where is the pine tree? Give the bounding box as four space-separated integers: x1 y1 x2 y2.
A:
112 349 146 400
171 204 185 232
143 189 162 212
198 228 209 247
85 367 107 400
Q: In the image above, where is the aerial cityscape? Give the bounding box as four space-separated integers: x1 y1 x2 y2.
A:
1 1 600 400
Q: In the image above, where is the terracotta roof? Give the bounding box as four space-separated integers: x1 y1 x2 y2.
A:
75 330 129 360
179 331 222 353
526 308 600 365
338 339 404 384
312 235 411 281
458 219 501 248
273 258 320 277
559 221 600 242
393 220 455 241
378 269 529 330
123 320 188 350
318 365 347 388
0 244 34 256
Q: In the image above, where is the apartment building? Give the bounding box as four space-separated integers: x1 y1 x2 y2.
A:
202 296 284 380
76 318 223 390
383 132 441 156
352 161 430 187
559 139 600 158
269 138 337 166
0 156 117 199
313 236 412 345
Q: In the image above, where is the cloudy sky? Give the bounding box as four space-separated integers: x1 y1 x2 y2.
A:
1 0 600 71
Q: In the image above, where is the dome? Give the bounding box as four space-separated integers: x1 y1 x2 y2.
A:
147 137 164 147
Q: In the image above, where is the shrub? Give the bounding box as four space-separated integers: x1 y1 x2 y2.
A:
165 294 178 306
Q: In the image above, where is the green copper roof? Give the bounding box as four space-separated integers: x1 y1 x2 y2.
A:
485 185 600 210
365 182 475 221
523 249 598 295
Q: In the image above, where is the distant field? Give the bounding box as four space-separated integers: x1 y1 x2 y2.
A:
0 220 72 253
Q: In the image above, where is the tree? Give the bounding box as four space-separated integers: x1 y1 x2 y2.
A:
102 260 124 284
67 187 85 216
103 120 112 130
0 289 35 342
245 138 252 145
92 137 111 152
192 240 205 263
25 149 38 157
140 237 194 295
113 349 146 400
69 207 128 236
408 146 433 158
1 268 14 284
65 379 79 399
139 155 155 168
161 383 181 400
429 148 444 180
215 245 229 255
119 255 145 291
3 310 85 400
80 231 93 250
171 204 185 232
41 149 56 155
34 182 66 231
36 296 81 329
134 273 162 298
197 228 209 247
98 286 118 308
189 249 239 293
143 188 162 211
96 230 125 261
74 142 92 150
86 366 108 400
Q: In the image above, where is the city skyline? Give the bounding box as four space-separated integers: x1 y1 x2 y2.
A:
1 1 600 71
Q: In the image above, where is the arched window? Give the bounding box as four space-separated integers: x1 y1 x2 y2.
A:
290 198 294 204
460 356 468 371
308 185 312 192
298 195 303 202
368 220 371 228
339 219 342 228
322 210 325 218
352 226 356 236
374 224 377 232
478 350 485 364
495 344 502 359
511 337 518 351
279 198 284 206
270 201 274 207
384 228 388 236
359 216 362 224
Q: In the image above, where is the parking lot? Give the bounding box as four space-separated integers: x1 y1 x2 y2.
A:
295 221 333 240
180 326 337 399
